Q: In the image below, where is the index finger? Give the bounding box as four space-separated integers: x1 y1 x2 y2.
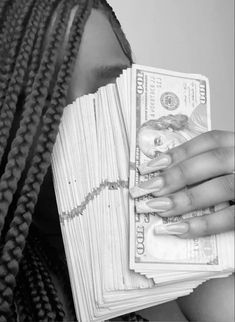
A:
139 130 234 175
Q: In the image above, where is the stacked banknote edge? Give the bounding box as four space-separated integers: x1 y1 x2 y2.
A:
51 64 234 322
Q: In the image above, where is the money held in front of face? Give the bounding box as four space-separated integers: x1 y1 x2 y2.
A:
51 65 234 322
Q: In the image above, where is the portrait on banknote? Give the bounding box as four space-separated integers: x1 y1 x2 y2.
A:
137 103 208 157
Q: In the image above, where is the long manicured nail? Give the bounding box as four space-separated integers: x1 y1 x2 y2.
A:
129 177 164 199
154 222 189 235
136 197 173 213
138 154 172 175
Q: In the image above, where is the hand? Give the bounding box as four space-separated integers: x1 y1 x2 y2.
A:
130 130 235 238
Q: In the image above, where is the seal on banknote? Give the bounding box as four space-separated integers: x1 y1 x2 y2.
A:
160 92 179 110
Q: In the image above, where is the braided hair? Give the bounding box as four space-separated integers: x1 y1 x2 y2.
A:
0 0 139 321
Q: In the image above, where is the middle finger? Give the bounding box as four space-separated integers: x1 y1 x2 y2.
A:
135 174 234 216
130 147 234 199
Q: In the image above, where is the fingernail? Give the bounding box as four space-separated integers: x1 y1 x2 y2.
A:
129 177 164 199
154 222 189 235
138 154 171 175
136 197 173 213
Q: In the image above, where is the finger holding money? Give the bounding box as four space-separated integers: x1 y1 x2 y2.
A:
130 130 235 238
131 133 234 198
138 130 234 175
154 204 234 238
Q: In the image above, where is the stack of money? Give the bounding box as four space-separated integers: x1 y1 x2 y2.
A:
51 65 234 322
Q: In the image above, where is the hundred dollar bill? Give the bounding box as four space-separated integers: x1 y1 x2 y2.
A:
129 65 233 271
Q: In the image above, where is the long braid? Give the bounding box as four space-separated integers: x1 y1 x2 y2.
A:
0 0 19 48
26 243 65 321
14 263 34 322
0 0 10 24
16 255 39 320
0 0 36 111
14 234 70 322
0 0 71 235
0 0 45 165
0 1 147 321
29 230 76 320
24 0 59 98
15 232 74 321
16 247 54 321
0 0 77 315
23 244 55 321
0 0 92 309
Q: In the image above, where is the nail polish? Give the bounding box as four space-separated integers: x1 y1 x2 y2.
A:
138 154 172 175
136 197 172 213
129 177 164 199
154 222 189 235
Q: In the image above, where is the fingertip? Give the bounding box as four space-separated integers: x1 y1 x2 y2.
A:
138 154 172 175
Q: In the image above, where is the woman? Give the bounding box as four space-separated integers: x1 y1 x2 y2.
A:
0 0 134 320
0 0 234 321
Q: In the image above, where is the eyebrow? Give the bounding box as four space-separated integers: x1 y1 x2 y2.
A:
92 64 130 81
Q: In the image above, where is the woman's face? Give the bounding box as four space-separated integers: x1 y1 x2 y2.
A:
67 8 131 101
138 127 186 158
34 8 131 236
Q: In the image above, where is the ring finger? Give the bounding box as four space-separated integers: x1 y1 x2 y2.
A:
130 147 234 199
135 174 235 216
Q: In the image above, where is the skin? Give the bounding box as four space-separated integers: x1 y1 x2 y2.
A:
134 130 234 321
135 130 234 238
32 8 132 320
34 8 131 242
33 6 234 322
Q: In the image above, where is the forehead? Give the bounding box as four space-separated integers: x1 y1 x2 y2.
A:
67 9 131 102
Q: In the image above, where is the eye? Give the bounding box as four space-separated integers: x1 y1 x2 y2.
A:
154 136 163 146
